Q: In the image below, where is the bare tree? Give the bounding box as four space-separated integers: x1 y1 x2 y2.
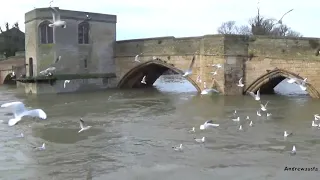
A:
237 25 251 35
5 22 9 31
13 22 19 29
217 9 302 37
217 21 239 34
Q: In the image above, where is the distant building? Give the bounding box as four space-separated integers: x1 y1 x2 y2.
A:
0 27 25 59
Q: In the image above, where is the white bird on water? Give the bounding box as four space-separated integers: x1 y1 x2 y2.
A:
239 125 243 130
17 132 24 138
189 127 195 133
141 75 146 84
1 101 47 126
63 80 70 88
233 110 237 116
249 121 253 127
172 144 183 151
284 131 292 137
260 101 269 111
237 78 244 87
48 7 67 28
267 113 272 117
232 117 240 122
248 89 260 101
35 143 46 151
194 137 205 143
134 53 142 63
200 82 219 95
312 121 318 127
291 145 296 155
257 110 261 117
78 118 92 133
246 116 250 120
182 56 195 77
200 120 219 130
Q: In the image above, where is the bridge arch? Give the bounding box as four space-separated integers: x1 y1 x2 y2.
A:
2 72 16 85
117 59 201 92
245 68 320 98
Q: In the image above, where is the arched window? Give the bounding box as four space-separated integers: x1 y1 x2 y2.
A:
38 21 53 44
78 21 89 44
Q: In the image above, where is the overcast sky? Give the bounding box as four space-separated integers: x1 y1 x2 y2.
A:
0 0 319 40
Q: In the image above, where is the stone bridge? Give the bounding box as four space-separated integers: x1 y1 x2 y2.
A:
0 57 26 85
115 35 320 98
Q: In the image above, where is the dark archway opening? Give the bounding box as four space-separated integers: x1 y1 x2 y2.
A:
118 62 200 92
257 75 308 96
3 73 16 85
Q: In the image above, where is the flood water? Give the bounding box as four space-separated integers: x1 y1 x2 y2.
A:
0 75 319 180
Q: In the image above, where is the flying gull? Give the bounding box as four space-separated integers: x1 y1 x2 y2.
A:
1 101 47 126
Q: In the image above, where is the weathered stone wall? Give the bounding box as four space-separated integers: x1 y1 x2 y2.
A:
115 34 320 97
115 35 225 92
245 36 320 97
0 56 25 84
24 7 118 94
24 78 118 94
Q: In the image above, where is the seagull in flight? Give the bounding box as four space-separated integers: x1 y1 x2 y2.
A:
211 64 222 68
248 89 260 101
10 71 15 78
78 118 92 133
287 77 307 91
54 56 61 63
63 80 70 88
182 56 195 77
237 78 244 87
196 75 201 83
297 78 307 91
210 70 218 76
200 120 219 130
39 67 56 76
260 101 269 111
134 53 142 63
48 7 66 28
314 114 320 120
172 144 183 151
1 101 47 126
141 75 146 84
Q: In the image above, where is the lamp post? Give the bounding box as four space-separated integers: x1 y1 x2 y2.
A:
278 9 294 25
